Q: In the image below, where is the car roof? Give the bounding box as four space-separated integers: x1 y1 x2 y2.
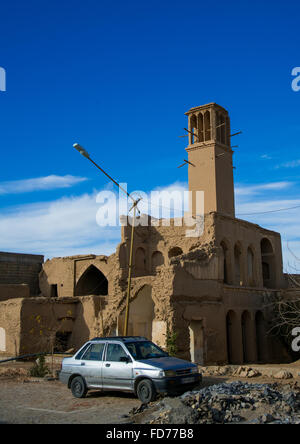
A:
90 336 148 343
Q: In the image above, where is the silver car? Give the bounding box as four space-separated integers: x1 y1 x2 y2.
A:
59 336 202 403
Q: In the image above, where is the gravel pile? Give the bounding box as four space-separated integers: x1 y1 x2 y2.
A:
132 381 300 424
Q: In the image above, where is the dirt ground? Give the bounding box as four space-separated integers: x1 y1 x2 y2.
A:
0 378 141 424
0 360 300 424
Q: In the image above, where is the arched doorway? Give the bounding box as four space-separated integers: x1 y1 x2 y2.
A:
189 320 205 364
256 311 267 363
75 265 108 296
261 238 275 288
226 311 241 364
118 285 154 340
241 311 252 363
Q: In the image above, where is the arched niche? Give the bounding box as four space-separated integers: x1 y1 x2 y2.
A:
151 251 164 274
261 238 275 288
220 239 231 284
75 265 108 296
168 246 183 259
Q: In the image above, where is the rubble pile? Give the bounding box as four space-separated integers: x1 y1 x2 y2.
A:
0 367 28 378
199 365 297 379
132 381 300 424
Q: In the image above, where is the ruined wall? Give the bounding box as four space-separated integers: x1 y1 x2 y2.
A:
0 252 44 295
40 254 115 298
35 209 289 365
19 295 106 355
0 298 23 355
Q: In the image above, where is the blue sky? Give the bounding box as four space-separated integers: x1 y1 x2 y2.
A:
0 0 299 268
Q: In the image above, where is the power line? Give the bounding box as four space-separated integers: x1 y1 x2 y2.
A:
136 193 300 218
236 204 300 216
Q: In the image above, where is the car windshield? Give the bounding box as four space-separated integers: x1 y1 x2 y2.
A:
125 341 168 360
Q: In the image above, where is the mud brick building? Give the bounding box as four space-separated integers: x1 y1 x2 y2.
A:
0 103 295 364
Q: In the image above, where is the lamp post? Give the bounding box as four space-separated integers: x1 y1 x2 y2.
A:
73 143 140 336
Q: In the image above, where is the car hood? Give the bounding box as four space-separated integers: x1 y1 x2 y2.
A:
135 356 196 371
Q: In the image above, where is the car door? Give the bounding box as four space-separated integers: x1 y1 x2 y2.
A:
79 342 106 387
102 343 133 391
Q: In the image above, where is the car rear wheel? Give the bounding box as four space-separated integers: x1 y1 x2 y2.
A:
136 379 156 404
70 376 88 398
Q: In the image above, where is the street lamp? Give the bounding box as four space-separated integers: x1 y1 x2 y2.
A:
73 143 139 336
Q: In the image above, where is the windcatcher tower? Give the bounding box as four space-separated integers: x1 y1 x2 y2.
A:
185 103 235 217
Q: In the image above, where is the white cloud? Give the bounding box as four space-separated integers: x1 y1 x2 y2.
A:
235 181 292 197
0 175 88 195
0 191 121 258
275 159 300 169
260 154 273 160
0 181 190 259
0 179 299 269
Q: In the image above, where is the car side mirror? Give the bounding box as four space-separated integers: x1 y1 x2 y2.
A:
120 356 131 363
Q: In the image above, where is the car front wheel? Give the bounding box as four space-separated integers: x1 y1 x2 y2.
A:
136 379 156 404
70 376 88 398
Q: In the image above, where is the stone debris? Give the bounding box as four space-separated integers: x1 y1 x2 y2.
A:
131 381 300 424
232 366 261 378
0 367 28 378
198 365 261 378
273 370 293 380
199 365 299 379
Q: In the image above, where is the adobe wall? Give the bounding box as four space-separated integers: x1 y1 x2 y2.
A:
19 296 106 355
0 298 23 355
0 252 44 295
171 287 289 365
35 210 288 364
0 284 30 301
214 213 285 289
40 254 118 298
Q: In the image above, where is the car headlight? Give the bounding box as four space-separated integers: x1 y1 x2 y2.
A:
191 367 198 374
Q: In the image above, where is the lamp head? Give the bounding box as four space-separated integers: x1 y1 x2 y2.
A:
73 143 90 159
